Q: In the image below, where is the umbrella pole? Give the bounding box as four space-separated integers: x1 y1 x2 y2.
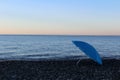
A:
76 59 81 66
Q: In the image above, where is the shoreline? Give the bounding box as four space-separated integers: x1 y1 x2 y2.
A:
0 59 120 80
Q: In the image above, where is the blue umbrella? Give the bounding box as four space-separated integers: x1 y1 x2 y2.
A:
72 41 102 65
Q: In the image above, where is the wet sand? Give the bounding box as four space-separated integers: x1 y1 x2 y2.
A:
0 59 120 80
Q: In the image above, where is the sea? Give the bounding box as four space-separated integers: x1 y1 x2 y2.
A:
0 35 120 61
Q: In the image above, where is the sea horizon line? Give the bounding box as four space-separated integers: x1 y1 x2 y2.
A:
0 34 120 37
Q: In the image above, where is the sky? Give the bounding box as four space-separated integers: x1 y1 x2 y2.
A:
0 0 120 35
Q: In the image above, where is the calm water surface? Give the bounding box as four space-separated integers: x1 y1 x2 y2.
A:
0 35 120 60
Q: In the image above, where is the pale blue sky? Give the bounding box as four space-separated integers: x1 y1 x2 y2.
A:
0 0 120 35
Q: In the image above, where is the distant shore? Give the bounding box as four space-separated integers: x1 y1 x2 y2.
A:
0 59 120 80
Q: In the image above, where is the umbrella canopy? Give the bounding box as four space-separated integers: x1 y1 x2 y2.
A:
72 41 102 65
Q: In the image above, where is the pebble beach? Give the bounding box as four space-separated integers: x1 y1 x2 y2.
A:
0 59 120 80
